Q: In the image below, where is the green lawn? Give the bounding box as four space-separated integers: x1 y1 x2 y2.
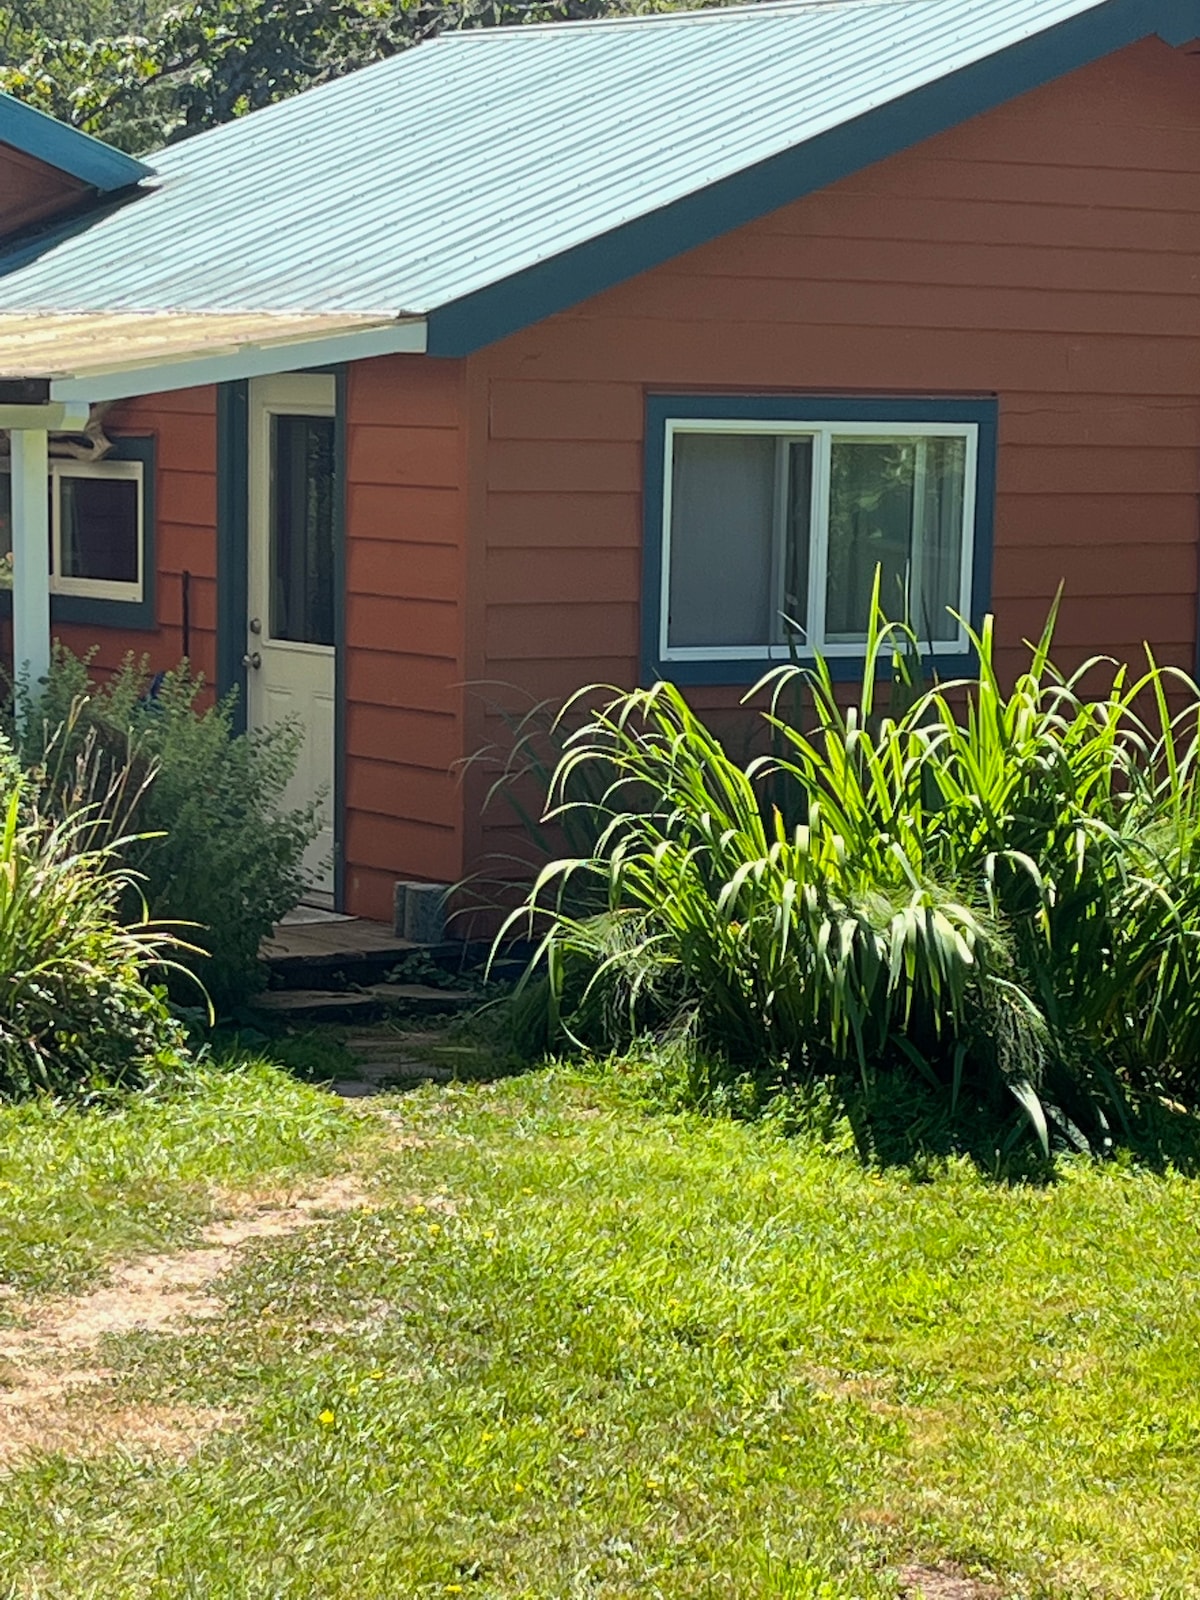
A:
2 1055 1200 1597
0 1057 374 1295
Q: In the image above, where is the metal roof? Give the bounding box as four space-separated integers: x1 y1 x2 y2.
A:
0 0 1192 363
0 90 152 192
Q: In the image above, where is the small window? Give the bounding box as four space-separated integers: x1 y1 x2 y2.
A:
648 399 995 681
53 459 144 602
0 443 151 614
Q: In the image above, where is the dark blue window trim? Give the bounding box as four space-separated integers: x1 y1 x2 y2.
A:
216 380 250 732
426 0 1195 356
0 90 152 192
215 373 348 910
641 394 998 688
49 435 156 631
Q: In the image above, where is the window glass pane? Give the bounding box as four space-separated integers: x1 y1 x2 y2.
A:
783 439 813 647
826 436 965 643
271 414 335 646
59 472 140 584
667 433 775 649
917 436 967 643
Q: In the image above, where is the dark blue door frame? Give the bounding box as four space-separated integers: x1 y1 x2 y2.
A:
216 375 348 909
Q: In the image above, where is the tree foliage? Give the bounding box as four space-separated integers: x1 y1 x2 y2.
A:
0 0 670 153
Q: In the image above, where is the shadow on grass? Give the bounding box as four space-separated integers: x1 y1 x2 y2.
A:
562 1036 1200 1186
207 1002 1200 1184
797 1075 1200 1183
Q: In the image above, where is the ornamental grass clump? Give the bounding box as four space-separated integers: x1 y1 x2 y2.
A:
496 589 1200 1152
0 778 191 1099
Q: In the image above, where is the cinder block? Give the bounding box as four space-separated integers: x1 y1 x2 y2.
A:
392 880 425 937
403 882 449 945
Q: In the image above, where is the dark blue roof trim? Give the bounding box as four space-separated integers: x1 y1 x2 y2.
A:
426 0 1198 357
640 393 999 687
0 90 152 193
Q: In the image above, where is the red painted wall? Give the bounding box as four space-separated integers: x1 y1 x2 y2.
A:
342 355 468 921
0 142 88 238
54 386 219 686
460 35 1200 880
59 34 1200 915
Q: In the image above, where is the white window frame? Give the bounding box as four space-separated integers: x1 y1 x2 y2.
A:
49 458 145 605
659 417 979 664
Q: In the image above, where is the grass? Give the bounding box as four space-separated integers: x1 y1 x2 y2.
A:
0 1056 373 1295
3 1052 1200 1596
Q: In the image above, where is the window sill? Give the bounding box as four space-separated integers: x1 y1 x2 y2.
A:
0 587 157 632
640 650 980 688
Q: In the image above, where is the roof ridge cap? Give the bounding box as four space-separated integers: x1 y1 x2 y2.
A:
433 0 912 41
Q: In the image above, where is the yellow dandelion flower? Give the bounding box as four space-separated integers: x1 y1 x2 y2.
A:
318 1409 336 1427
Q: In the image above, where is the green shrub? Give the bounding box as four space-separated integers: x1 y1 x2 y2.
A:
18 650 320 1013
497 591 1200 1154
0 778 188 1098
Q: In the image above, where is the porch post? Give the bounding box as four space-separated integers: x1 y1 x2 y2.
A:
10 426 50 694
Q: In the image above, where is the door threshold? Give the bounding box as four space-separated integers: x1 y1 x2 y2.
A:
278 903 352 927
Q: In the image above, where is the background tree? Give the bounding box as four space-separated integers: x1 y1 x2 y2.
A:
0 0 680 153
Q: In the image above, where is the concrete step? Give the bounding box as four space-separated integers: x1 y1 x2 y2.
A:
362 983 478 1015
251 983 479 1024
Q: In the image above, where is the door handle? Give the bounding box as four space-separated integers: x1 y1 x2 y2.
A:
242 651 262 670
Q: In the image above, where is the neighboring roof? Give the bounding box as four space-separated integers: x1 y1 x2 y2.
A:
0 311 425 401
0 0 1193 365
0 90 152 193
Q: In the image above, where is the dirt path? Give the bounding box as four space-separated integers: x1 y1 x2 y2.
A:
0 1174 376 1466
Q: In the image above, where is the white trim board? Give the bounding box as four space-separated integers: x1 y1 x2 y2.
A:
44 318 428 403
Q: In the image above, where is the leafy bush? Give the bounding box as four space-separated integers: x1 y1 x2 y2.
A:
0 775 188 1098
497 593 1200 1154
17 650 320 1013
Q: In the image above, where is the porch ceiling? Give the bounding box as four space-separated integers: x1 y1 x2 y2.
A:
0 310 428 401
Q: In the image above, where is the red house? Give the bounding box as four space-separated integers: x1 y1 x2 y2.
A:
0 0 1197 919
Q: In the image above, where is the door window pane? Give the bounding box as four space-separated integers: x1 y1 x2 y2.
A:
826 436 965 643
271 414 335 646
668 433 775 648
59 472 140 584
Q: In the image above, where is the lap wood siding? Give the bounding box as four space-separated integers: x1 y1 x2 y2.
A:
52 34 1200 910
55 385 219 685
462 35 1200 879
343 355 468 921
0 144 88 237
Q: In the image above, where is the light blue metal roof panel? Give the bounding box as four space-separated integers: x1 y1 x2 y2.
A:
0 90 152 192
0 0 1190 346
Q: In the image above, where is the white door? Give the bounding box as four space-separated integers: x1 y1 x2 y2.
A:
247 375 337 903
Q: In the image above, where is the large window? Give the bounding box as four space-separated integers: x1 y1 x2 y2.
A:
646 398 996 682
0 439 154 622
